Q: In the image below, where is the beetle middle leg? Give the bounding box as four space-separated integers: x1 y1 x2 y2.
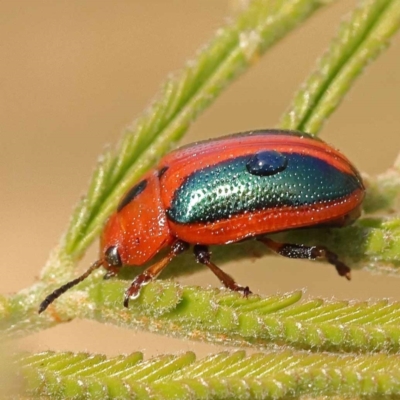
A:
194 245 251 296
124 240 189 307
259 237 351 280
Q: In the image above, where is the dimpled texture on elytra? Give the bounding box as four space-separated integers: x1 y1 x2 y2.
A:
167 152 362 224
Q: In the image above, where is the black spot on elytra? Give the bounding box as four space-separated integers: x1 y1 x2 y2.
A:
117 179 147 212
158 166 169 178
246 150 287 176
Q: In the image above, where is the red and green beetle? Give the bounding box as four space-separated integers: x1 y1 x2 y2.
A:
39 129 365 313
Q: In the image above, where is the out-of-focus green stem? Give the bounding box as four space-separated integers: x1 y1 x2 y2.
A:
363 156 400 213
280 0 400 134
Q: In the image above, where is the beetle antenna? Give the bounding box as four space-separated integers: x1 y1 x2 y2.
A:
38 259 104 314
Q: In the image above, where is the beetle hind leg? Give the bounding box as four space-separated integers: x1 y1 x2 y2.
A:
194 245 251 296
259 237 351 280
124 240 189 307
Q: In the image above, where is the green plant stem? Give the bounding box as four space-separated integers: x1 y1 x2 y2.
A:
362 156 400 213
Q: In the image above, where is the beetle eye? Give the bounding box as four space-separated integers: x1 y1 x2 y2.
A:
105 246 122 267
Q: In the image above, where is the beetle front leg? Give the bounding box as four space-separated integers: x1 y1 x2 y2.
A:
259 237 351 280
124 240 189 307
194 245 251 296
103 268 119 280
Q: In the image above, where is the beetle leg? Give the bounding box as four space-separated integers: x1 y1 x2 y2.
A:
124 240 189 307
259 238 351 280
103 268 118 280
194 245 251 296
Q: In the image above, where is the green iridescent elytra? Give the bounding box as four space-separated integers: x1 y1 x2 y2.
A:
166 152 362 224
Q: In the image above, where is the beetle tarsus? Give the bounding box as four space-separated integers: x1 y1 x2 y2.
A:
259 238 352 279
194 245 251 295
103 270 117 280
124 272 152 307
312 247 352 280
123 240 189 308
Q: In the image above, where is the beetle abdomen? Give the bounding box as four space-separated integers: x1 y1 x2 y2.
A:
166 152 363 225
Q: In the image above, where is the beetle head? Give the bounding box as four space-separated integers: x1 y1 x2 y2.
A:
101 173 173 273
38 172 173 314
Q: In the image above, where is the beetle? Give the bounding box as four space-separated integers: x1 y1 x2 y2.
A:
39 129 365 313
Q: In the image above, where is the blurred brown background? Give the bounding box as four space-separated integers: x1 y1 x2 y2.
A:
1 1 399 357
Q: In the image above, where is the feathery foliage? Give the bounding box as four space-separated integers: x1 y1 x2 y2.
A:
18 350 400 399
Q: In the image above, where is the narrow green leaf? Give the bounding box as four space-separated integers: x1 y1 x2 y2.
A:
280 0 400 134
